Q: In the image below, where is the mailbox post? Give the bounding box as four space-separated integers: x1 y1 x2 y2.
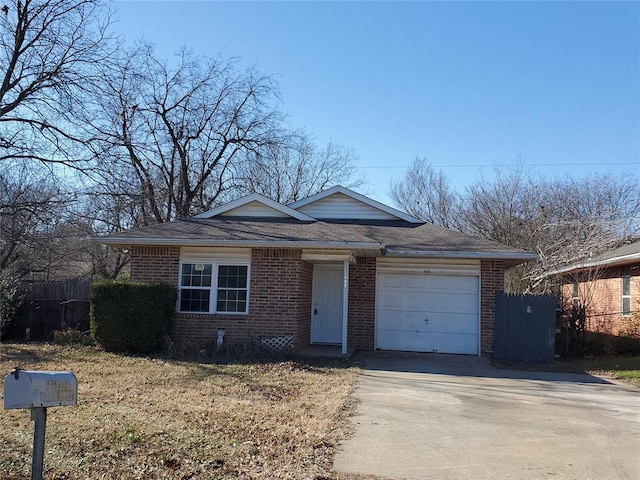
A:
3 369 78 480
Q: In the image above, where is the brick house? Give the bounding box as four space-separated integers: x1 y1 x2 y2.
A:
101 186 535 357
552 241 640 336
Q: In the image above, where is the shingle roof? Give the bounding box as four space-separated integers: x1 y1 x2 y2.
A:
549 240 640 275
100 217 535 262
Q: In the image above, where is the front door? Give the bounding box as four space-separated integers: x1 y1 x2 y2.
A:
311 265 344 344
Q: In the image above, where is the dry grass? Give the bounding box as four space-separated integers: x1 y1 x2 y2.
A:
493 356 640 388
0 343 382 480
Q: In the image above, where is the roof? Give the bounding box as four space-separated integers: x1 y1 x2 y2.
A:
548 240 640 275
101 217 535 263
99 186 535 264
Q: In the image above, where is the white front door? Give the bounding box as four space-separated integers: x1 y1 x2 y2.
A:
311 265 344 344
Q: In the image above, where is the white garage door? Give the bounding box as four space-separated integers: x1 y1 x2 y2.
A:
376 273 479 355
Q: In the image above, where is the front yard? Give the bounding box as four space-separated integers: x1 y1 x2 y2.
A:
494 355 640 388
0 344 374 480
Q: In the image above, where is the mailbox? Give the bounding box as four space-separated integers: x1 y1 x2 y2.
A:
3 369 77 410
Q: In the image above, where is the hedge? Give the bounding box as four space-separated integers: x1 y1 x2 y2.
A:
90 280 177 353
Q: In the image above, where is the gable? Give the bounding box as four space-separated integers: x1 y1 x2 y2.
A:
289 185 422 223
194 193 314 221
295 192 400 220
219 200 290 218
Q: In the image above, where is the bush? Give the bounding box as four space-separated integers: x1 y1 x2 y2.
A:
54 328 95 346
582 332 640 357
0 269 24 339
90 280 177 353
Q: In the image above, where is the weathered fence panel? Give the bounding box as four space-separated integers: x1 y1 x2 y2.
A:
494 292 557 362
2 279 92 341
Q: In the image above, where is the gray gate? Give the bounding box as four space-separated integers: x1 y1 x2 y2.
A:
493 292 557 362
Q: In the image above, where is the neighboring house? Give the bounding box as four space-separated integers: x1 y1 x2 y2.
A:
100 186 535 357
551 241 640 335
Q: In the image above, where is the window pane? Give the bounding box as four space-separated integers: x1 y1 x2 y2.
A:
623 297 631 316
238 266 247 287
218 266 229 288
573 282 579 297
218 265 247 289
180 289 210 312
622 276 631 296
181 263 212 288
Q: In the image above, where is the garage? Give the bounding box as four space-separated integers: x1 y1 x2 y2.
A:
376 260 480 355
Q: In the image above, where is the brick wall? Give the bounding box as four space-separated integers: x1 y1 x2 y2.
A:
480 260 505 356
128 245 509 356
562 265 640 335
130 246 180 285
348 257 376 350
129 246 314 350
249 248 312 350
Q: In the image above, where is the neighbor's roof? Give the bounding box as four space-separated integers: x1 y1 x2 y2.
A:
547 240 640 275
100 217 536 263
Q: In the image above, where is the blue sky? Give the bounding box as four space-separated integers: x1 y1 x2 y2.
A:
112 1 640 205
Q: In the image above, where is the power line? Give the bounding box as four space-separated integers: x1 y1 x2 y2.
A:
358 162 639 169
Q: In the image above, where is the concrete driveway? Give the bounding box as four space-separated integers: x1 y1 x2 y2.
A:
334 352 640 480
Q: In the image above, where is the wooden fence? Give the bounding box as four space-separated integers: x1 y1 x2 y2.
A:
493 291 557 362
2 279 92 341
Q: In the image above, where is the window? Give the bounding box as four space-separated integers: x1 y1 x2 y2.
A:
622 275 631 317
216 265 248 313
179 262 249 314
572 281 579 309
180 264 212 312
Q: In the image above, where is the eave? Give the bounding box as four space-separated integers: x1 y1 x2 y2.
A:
546 252 640 277
386 249 538 261
99 236 385 252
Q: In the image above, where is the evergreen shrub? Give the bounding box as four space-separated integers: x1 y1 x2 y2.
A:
90 280 176 353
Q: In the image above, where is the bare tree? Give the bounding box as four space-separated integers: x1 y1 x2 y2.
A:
233 135 364 204
0 0 113 166
390 161 640 293
463 168 639 292
82 45 285 224
0 161 63 275
389 158 460 229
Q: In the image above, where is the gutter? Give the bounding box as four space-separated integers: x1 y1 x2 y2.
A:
546 252 640 276
386 249 538 261
98 237 385 250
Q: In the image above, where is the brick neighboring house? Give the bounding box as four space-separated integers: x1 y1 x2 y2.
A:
552 241 640 336
100 186 535 357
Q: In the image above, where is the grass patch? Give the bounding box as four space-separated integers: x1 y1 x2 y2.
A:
0 343 382 480
494 356 640 388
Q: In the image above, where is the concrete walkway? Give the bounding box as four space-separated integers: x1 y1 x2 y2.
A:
334 352 640 480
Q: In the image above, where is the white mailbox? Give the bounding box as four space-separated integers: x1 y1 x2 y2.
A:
4 369 77 409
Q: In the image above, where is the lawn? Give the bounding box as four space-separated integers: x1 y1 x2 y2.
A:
560 356 640 387
494 356 640 388
0 343 380 480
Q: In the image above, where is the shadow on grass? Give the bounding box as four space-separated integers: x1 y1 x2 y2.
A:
0 342 60 365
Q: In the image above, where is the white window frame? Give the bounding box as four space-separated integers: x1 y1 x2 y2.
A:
622 275 631 317
178 254 251 315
